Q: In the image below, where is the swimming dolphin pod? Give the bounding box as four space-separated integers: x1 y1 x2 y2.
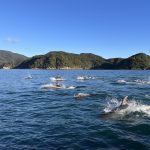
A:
40 75 150 120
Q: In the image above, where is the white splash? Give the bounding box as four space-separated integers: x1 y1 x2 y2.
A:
50 77 65 82
117 79 126 83
117 79 150 85
123 100 150 116
41 84 56 89
74 93 90 98
103 97 150 117
66 86 76 89
24 74 32 80
104 97 120 113
77 76 96 80
41 83 75 90
133 79 150 84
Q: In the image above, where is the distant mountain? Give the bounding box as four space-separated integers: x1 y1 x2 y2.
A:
0 50 28 69
15 51 105 69
15 51 150 70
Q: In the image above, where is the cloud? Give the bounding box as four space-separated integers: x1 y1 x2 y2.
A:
4 37 20 44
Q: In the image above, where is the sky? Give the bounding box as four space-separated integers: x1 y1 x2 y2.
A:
0 0 150 58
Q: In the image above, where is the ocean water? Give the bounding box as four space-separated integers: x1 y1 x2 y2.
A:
0 69 150 150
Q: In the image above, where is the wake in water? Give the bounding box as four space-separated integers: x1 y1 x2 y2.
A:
117 79 150 85
24 74 33 80
41 83 76 90
77 76 97 80
74 93 91 99
50 77 65 82
102 97 150 119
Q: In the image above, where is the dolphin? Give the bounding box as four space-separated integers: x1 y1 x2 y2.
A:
74 93 91 99
100 96 129 119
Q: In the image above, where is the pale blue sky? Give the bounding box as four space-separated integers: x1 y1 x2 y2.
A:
0 0 150 58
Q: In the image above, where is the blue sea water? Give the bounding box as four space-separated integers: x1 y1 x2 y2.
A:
0 70 150 150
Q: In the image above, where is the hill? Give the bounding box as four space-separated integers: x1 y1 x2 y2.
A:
116 53 150 69
0 50 28 69
15 51 150 70
93 53 150 70
15 51 105 69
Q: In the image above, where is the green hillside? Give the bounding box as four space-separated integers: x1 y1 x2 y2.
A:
15 51 105 69
0 50 28 68
14 51 150 70
116 53 150 69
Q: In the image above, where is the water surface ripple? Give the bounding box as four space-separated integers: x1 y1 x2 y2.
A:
0 70 150 150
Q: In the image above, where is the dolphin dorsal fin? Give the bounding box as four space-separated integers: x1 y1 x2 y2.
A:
121 96 128 106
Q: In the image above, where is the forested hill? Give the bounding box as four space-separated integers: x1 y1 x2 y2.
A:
95 53 150 70
15 51 150 70
15 51 105 69
0 50 28 68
